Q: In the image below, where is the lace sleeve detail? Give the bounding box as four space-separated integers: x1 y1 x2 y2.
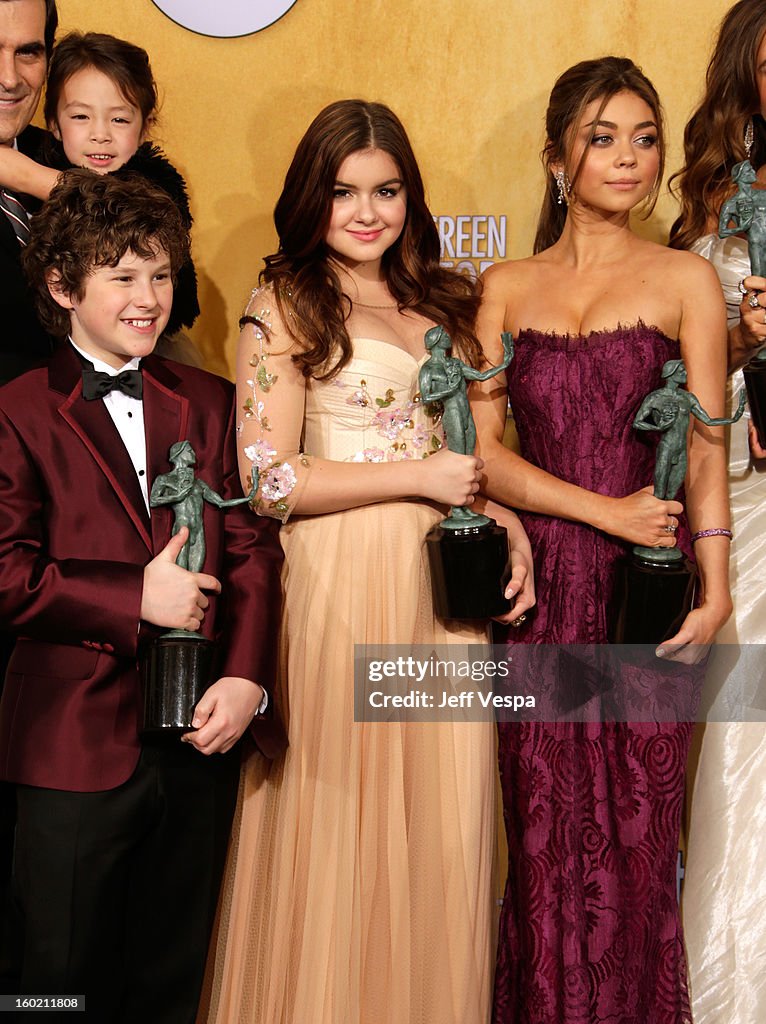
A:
236 287 313 523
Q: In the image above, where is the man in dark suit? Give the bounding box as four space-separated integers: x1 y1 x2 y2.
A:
0 0 58 384
0 171 284 1022
0 1 58 993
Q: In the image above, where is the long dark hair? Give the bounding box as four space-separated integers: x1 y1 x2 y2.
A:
670 0 766 251
534 56 665 253
260 99 482 377
44 32 158 130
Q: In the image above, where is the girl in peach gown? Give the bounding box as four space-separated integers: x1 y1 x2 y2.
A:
200 100 534 1024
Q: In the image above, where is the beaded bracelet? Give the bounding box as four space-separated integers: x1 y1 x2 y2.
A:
691 528 733 543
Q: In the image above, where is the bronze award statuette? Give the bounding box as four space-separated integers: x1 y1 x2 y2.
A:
419 327 513 619
140 441 257 734
611 359 745 645
719 159 766 447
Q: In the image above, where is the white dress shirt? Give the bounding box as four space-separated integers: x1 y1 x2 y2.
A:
70 340 149 512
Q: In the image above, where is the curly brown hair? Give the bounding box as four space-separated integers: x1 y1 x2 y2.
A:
22 169 189 339
259 99 483 377
669 0 766 251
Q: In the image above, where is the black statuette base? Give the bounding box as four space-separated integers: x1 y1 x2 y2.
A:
140 634 215 735
426 521 511 620
743 359 766 450
610 552 696 645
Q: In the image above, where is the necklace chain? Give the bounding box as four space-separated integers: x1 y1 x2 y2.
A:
351 299 400 310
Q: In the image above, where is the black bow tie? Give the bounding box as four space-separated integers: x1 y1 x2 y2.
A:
82 368 143 401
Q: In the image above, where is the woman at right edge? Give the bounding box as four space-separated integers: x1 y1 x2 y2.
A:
670 2 766 1021
473 57 734 1022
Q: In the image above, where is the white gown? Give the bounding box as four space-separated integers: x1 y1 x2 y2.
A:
683 234 766 1024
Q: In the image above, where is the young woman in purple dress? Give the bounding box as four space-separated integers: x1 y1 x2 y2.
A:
472 57 734 1023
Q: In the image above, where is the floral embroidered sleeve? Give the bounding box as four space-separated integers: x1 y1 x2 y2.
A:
236 288 313 522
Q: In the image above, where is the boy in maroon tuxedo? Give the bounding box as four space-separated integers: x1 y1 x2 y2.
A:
0 170 284 1022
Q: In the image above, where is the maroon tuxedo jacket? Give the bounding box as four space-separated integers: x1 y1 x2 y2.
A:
0 343 285 792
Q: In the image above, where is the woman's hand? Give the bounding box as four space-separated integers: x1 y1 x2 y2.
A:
419 448 483 507
493 532 536 625
738 275 766 355
749 420 766 459
475 498 536 625
603 486 683 547
655 598 732 664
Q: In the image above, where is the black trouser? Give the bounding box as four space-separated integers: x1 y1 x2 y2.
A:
9 739 239 1023
0 634 16 995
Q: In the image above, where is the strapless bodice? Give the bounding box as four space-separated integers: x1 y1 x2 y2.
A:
507 323 679 495
302 337 443 463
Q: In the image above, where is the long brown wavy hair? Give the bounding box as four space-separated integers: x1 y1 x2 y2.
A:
259 100 482 377
669 0 766 251
534 57 665 254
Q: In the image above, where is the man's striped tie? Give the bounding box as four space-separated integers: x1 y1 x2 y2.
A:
0 189 31 247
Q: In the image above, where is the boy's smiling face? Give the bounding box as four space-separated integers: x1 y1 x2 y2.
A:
49 248 173 369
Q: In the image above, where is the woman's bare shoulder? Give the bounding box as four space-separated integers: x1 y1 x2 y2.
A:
657 242 723 285
633 237 720 284
481 255 548 296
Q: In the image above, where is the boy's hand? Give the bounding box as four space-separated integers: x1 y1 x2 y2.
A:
140 527 221 631
181 677 265 754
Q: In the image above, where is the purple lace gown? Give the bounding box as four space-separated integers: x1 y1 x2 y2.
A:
494 326 693 1024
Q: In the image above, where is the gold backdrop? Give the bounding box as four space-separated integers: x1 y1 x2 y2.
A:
55 0 732 375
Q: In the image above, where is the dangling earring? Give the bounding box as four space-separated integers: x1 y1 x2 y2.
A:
555 169 569 205
745 118 755 159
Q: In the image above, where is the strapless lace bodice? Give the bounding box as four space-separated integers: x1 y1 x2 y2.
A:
508 323 679 497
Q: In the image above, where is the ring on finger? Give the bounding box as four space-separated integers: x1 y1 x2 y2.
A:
510 614 527 627
749 292 761 309
664 524 677 534
739 278 749 295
